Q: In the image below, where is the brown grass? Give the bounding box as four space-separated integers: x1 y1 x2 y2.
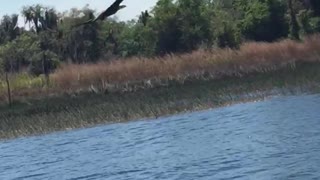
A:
1 34 320 102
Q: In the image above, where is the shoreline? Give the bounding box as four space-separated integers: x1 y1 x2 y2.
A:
2 34 320 103
1 62 320 140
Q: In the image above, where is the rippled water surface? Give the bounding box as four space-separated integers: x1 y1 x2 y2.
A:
1 94 320 180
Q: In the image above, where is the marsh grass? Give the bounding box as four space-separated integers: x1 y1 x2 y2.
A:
0 72 46 103
1 62 320 139
50 34 320 91
1 34 320 102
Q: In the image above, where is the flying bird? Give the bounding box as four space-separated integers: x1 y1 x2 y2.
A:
73 0 126 27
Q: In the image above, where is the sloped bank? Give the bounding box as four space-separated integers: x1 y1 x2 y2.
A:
1 62 320 140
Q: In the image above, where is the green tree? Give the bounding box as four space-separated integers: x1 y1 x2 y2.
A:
152 0 181 54
0 14 20 44
58 6 103 63
22 5 59 33
22 4 60 87
234 0 288 42
118 20 157 57
175 0 212 51
209 1 240 48
0 33 41 73
297 0 320 34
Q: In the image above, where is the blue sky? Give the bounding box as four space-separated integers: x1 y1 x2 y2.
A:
0 0 157 26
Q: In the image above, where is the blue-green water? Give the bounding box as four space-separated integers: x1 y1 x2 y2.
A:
1 94 320 180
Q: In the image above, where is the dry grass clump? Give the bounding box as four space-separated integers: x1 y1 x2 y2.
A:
1 34 320 101
51 34 320 92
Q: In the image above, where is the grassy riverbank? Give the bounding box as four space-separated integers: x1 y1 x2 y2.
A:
1 61 320 140
1 35 320 140
1 34 320 102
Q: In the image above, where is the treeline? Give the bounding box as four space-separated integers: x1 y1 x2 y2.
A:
0 0 320 75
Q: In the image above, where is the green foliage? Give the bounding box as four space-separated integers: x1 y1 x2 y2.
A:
0 40 19 72
175 0 212 51
7 72 44 89
150 0 214 53
210 2 240 48
29 51 60 76
297 1 320 34
0 30 60 75
0 14 20 43
309 17 320 32
118 22 157 57
152 0 181 54
235 0 288 42
58 6 103 62
9 33 41 73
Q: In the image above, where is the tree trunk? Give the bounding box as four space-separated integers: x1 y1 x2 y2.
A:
43 52 50 87
5 72 12 107
288 0 300 40
43 52 50 114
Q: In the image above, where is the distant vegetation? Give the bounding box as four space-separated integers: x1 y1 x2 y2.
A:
1 34 320 102
0 0 320 104
1 0 320 72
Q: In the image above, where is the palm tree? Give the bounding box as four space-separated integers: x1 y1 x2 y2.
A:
22 5 60 112
22 5 42 33
0 14 19 42
22 5 58 33
138 10 151 26
22 5 59 86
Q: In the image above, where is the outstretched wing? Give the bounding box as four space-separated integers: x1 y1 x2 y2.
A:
112 0 124 6
72 19 94 28
101 0 124 18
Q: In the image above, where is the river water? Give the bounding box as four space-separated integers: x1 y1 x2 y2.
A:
1 93 320 180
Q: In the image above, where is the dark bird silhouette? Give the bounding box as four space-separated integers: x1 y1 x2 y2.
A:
73 0 126 27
